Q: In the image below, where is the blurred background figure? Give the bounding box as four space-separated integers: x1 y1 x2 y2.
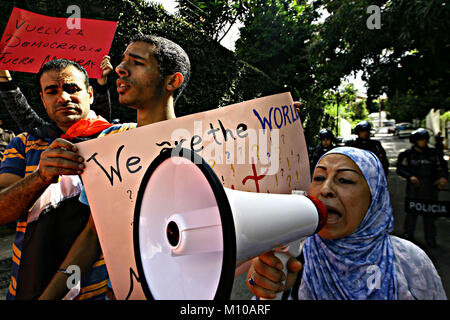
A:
309 128 335 176
346 120 389 176
435 132 444 158
397 128 449 248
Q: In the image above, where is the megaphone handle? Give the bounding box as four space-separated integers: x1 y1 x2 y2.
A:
273 251 290 300
258 252 289 301
260 238 305 300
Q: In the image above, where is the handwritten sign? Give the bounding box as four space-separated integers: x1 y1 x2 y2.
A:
76 92 311 299
0 7 117 78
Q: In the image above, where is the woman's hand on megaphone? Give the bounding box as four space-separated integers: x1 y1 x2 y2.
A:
246 251 302 299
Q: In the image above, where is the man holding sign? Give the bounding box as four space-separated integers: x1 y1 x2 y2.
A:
0 59 112 300
29 34 192 300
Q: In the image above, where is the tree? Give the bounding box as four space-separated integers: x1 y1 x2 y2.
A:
310 0 450 115
321 84 368 136
384 92 432 123
0 0 282 133
175 0 248 42
235 0 324 142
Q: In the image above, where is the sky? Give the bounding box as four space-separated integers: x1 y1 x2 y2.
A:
146 0 241 51
146 0 367 96
147 0 178 14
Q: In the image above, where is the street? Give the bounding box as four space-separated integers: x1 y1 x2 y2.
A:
0 134 449 300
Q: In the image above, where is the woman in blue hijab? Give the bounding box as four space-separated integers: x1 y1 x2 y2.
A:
246 147 446 300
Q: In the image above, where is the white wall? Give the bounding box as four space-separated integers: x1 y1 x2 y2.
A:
425 109 441 134
339 118 352 138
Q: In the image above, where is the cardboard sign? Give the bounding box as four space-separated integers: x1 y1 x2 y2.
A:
0 7 117 78
76 92 311 299
405 198 450 216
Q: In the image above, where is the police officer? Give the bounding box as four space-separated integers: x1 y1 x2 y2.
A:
397 128 448 248
346 121 389 175
309 129 335 175
435 132 444 158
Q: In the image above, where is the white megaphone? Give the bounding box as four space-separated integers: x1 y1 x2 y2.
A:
133 148 327 300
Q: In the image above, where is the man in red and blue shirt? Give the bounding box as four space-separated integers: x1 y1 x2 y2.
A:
0 59 111 300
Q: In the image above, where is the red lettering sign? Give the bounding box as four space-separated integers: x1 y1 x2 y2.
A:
0 7 117 78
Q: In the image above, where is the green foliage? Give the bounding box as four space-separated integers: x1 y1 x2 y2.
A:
235 0 449 143
350 100 369 123
175 0 248 42
440 111 450 123
1 0 448 144
0 0 282 134
384 92 433 123
322 84 368 134
235 0 322 142
311 0 450 112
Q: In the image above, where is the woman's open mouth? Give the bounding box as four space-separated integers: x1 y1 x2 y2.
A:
326 206 342 224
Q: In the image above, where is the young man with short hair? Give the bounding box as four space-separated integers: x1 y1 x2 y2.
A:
40 35 191 299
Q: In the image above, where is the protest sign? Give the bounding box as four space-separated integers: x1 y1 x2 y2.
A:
0 7 117 78
76 92 311 299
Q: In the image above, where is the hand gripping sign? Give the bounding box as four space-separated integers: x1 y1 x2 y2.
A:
0 7 117 78
76 92 311 299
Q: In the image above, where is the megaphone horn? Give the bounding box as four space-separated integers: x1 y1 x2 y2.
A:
133 148 327 300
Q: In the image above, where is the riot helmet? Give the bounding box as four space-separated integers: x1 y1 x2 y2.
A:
410 128 430 144
319 128 334 140
354 121 372 134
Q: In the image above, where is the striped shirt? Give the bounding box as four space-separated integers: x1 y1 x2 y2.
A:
0 132 108 300
98 123 136 137
78 123 136 299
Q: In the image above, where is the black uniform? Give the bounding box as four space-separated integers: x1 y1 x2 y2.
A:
435 134 444 158
397 146 449 244
345 138 389 175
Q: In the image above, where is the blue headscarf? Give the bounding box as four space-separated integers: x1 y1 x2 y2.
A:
301 147 398 300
